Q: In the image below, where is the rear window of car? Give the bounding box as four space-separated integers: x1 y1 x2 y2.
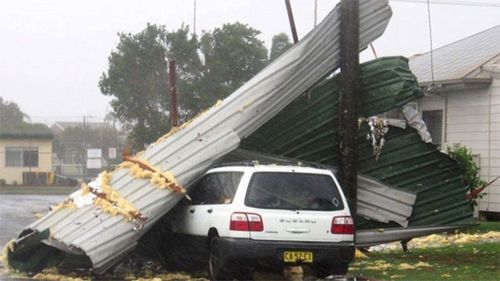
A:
244 172 344 211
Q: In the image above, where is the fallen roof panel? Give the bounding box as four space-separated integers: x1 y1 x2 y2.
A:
242 56 474 230
8 0 393 273
356 225 464 247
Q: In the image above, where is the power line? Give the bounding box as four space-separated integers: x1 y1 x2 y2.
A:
426 0 435 86
193 0 197 36
392 0 500 7
314 0 318 27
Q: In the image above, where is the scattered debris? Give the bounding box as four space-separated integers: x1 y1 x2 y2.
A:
355 249 369 259
363 260 392 271
466 176 499 200
6 0 393 274
370 231 500 252
33 212 45 219
402 105 432 143
366 116 389 161
396 261 432 270
0 239 16 272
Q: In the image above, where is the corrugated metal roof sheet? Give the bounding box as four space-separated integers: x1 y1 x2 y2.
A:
409 25 500 84
8 0 393 273
356 225 461 247
0 124 53 139
357 175 416 227
243 56 474 229
358 126 474 228
242 56 423 161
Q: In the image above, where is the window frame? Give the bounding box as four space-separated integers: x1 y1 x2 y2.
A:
5 146 39 167
189 171 244 205
244 171 345 211
421 109 445 149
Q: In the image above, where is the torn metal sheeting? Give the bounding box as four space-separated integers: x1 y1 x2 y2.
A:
23 130 240 273
356 225 464 247
241 56 424 162
367 116 389 161
402 105 432 143
243 54 474 230
357 175 416 227
225 149 417 227
9 0 393 273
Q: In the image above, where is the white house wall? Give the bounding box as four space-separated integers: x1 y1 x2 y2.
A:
418 79 500 213
420 81 500 213
484 76 500 213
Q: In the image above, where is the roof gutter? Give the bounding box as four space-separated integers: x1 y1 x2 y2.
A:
419 77 491 93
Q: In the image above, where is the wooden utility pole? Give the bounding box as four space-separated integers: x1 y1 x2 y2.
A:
338 0 360 227
284 0 299 44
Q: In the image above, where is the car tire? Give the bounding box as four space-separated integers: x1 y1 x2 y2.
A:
209 237 231 281
312 262 348 278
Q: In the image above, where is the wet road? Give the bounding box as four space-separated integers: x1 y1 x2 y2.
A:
0 193 365 281
0 194 67 247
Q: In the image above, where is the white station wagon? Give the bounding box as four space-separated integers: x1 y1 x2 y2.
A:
167 163 355 280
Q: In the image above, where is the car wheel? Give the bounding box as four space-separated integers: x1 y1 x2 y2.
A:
209 237 231 281
312 262 348 278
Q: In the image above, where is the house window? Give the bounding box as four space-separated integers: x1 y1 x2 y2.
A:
422 110 443 147
5 147 39 167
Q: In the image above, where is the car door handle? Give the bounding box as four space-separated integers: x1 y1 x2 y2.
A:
189 209 195 214
207 208 213 214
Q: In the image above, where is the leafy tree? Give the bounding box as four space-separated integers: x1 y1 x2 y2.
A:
0 97 30 128
99 24 170 149
269 33 293 61
448 145 487 205
165 25 202 120
100 23 269 149
197 22 268 109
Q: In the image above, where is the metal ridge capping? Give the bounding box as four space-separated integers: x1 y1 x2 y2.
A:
7 0 393 273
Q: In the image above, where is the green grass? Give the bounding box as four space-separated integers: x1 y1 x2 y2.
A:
462 221 500 234
350 222 500 281
0 185 74 195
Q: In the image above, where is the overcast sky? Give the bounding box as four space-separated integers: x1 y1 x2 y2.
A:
0 0 499 125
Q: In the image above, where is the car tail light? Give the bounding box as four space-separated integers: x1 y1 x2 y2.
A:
230 212 264 232
331 216 354 234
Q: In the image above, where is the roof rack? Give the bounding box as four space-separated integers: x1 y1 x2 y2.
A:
211 160 328 170
211 161 257 168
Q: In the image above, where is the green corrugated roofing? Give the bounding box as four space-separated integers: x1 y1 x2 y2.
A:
0 123 53 139
357 126 474 228
243 56 474 229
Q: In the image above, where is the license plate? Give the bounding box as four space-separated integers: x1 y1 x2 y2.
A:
283 251 313 263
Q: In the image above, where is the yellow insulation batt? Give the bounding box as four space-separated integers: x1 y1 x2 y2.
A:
51 157 187 227
119 159 186 194
396 262 432 270
33 273 88 281
363 260 392 271
51 172 147 226
409 231 500 248
355 248 369 259
372 231 500 251
0 239 16 271
51 200 77 212
90 171 147 224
